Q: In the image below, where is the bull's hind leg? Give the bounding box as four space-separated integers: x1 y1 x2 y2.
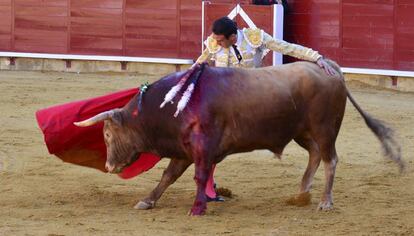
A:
286 134 321 206
317 144 338 210
135 158 191 210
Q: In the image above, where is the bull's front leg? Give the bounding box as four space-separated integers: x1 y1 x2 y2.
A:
134 158 191 210
190 159 213 216
189 133 215 216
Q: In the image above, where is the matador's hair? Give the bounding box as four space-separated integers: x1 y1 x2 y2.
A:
212 17 238 39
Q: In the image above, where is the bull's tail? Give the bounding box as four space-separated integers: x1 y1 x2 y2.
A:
345 89 404 172
326 59 405 172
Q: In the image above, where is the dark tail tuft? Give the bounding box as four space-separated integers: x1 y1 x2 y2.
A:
346 89 405 172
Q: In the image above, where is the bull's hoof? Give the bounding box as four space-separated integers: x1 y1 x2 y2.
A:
317 201 333 211
285 192 311 207
134 200 155 210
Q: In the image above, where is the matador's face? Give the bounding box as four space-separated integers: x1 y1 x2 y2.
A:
212 33 237 48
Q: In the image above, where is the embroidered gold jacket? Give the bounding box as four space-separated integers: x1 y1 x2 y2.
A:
196 28 322 68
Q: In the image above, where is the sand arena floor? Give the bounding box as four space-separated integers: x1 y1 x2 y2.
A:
0 70 413 235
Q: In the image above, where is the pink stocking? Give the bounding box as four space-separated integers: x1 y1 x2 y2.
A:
205 164 216 198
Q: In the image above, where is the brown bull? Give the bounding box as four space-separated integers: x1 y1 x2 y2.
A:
75 61 403 216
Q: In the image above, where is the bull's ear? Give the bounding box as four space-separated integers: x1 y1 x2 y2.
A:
109 109 124 127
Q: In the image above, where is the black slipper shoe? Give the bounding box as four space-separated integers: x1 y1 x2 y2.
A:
207 196 225 202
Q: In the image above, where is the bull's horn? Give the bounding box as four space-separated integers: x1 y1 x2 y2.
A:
73 109 118 127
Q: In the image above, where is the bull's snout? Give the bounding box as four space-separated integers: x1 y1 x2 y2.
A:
105 162 121 173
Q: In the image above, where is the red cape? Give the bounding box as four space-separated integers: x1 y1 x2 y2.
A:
35 88 161 179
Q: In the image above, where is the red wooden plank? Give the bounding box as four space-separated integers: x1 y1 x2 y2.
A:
179 41 200 58
15 28 67 41
342 3 393 16
126 38 177 51
70 7 122 18
396 62 414 71
15 37 67 48
0 7 12 28
288 1 340 14
342 26 393 39
243 6 273 31
70 47 123 56
69 5 123 50
125 24 177 38
67 0 71 54
126 48 179 58
342 48 394 69
342 15 394 28
126 19 178 28
397 0 414 4
181 0 201 9
0 0 11 6
125 0 178 52
395 1 414 70
342 60 394 70
14 0 67 7
13 43 67 53
122 0 126 55
10 0 14 50
176 0 181 58
71 25 123 38
15 16 67 31
286 14 340 27
125 8 176 20
125 32 177 41
71 17 122 27
0 25 11 35
15 6 67 17
343 37 393 49
396 31 414 49
71 0 122 9
0 35 11 50
71 36 122 50
395 5 414 27
287 36 341 48
393 0 398 70
180 0 202 58
126 0 177 10
0 5 11 14
342 0 393 4
396 50 414 62
288 25 340 38
181 9 201 20
313 47 342 62
180 26 201 41
210 0 237 3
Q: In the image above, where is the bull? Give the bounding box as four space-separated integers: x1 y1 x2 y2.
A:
74 61 403 216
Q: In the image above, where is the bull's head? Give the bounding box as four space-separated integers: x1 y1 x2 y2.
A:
74 109 142 173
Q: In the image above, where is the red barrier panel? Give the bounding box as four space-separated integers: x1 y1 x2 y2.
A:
0 0 413 71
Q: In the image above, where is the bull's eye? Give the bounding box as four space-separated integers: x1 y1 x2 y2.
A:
105 132 111 139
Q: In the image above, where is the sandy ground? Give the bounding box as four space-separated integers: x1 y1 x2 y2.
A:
0 70 413 236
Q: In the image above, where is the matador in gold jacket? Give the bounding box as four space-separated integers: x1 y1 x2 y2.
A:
196 17 337 75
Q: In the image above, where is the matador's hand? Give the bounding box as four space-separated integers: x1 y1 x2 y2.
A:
317 58 338 77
